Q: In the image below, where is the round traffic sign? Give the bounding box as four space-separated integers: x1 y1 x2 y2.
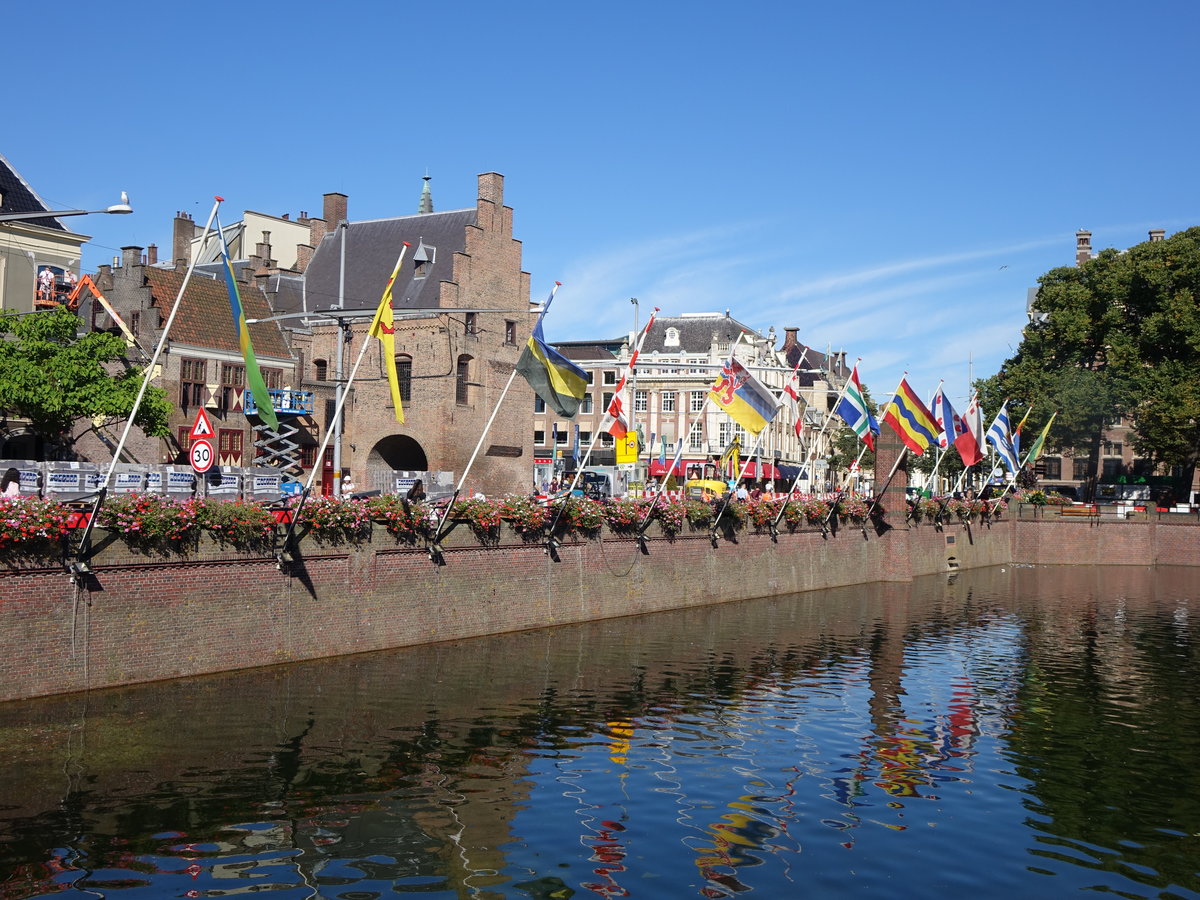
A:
190 438 215 473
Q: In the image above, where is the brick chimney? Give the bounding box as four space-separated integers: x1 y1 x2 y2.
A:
173 212 194 269
1149 228 1165 242
308 215 327 249
255 231 275 273
1075 229 1092 267
323 192 348 228
296 244 315 272
782 327 799 353
146 243 158 265
122 246 143 269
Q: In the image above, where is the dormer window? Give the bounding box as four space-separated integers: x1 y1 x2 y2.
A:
413 239 435 279
664 327 680 348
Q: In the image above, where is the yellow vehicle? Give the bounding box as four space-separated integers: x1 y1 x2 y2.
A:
684 479 729 502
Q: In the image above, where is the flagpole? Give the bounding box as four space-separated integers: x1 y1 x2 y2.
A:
860 372 915 525
709 425 774 546
281 243 410 559
634 396 711 541
798 356 859 495
567 307 657 494
74 197 224 569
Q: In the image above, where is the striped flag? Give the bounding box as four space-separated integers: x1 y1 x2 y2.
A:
214 211 278 431
835 363 879 451
600 308 658 438
515 283 589 418
986 400 1020 473
881 376 939 455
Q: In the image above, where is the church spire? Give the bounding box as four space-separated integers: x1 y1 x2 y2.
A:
418 174 433 215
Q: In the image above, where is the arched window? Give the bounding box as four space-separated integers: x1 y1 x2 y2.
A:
313 358 328 381
456 354 473 405
395 354 412 403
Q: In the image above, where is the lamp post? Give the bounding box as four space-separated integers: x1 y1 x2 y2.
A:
0 193 133 223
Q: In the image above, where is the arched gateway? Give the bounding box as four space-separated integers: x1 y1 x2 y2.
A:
367 435 428 491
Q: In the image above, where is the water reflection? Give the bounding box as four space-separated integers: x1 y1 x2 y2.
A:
0 565 1197 898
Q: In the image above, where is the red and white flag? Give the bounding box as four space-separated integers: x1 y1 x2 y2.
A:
599 308 659 439
957 390 985 467
782 362 804 440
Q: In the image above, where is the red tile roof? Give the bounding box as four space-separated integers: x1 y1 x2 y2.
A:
144 268 291 359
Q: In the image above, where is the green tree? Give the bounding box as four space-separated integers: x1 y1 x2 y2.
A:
0 306 171 456
988 227 1200 499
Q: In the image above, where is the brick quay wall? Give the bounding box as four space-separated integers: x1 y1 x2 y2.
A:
0 513 1195 703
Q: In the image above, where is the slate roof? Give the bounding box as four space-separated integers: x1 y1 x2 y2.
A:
553 342 621 362
143 268 292 359
0 153 66 231
301 209 477 313
638 313 764 354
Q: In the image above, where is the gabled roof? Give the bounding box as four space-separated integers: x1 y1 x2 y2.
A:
640 313 764 354
0 153 66 231
300 208 476 314
143 268 292 360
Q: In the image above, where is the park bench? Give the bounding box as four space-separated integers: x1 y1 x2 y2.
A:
1058 504 1099 518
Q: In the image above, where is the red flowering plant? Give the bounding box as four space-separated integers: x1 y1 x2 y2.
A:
0 496 71 556
793 495 830 524
552 496 605 534
98 493 201 550
836 494 870 521
913 497 942 522
603 498 647 534
300 495 371 544
744 497 779 529
198 498 276 549
944 497 972 520
985 497 1008 518
451 496 504 542
652 498 687 536
366 494 437 542
496 495 549 536
685 499 715 528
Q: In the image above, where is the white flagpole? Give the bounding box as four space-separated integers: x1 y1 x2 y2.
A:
75 197 224 564
302 243 411 495
572 307 659 492
433 283 562 548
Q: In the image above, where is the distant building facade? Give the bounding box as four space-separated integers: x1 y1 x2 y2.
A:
536 313 849 491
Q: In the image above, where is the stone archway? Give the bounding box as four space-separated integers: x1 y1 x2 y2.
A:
366 434 428 491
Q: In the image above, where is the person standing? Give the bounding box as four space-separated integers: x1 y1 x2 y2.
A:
1 468 21 498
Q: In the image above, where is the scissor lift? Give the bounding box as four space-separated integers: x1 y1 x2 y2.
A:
245 388 314 478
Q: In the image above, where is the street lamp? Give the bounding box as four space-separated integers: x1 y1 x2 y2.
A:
0 192 132 223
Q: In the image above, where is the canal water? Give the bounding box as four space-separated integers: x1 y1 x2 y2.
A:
0 564 1197 899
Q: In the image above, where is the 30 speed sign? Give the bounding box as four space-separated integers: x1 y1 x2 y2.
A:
189 438 215 473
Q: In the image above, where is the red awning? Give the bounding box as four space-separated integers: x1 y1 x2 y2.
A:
741 461 781 479
649 458 705 478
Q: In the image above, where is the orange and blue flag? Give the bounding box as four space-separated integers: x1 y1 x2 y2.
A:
709 357 780 436
214 211 278 431
881 377 939 455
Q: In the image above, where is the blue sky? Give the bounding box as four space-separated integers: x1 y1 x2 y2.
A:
7 0 1197 409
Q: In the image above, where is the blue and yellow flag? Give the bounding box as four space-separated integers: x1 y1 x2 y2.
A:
881 377 938 455
214 212 278 431
709 357 779 436
515 283 588 417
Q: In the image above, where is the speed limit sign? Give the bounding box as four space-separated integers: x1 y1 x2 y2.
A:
189 438 215 473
